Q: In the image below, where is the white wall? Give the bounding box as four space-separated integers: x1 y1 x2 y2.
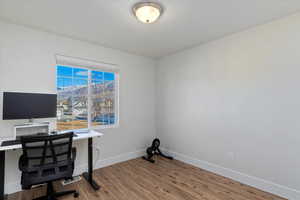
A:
157 13 300 199
0 20 156 193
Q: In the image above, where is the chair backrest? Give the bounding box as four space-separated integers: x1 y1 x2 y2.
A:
20 132 74 186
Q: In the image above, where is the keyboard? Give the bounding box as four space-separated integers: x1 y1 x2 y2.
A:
1 140 21 147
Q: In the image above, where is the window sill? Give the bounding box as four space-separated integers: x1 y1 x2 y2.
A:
57 124 119 133
91 124 119 130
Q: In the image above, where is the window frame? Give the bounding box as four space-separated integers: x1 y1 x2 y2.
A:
56 61 119 131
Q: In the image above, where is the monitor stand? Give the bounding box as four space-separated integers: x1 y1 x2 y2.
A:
23 118 34 125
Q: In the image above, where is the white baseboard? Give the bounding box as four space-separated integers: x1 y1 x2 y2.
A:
5 149 145 195
73 149 145 176
94 149 145 169
162 148 300 200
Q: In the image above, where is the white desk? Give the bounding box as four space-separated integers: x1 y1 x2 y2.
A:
0 130 103 200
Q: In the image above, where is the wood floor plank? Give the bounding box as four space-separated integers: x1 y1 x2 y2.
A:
155 159 266 200
141 159 244 200
160 158 283 200
8 157 287 200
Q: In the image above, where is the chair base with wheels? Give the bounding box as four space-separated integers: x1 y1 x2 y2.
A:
33 182 79 200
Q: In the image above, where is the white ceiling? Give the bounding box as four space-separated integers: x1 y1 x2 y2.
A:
1 0 300 58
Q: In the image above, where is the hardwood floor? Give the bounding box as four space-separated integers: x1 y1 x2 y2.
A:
9 157 286 200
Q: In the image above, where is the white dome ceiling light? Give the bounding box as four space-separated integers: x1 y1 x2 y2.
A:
133 2 163 24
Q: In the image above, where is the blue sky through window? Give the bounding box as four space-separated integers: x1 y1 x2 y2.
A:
57 66 72 77
74 68 88 78
104 72 115 81
57 66 115 88
57 77 72 89
92 71 103 80
73 79 88 86
57 65 115 88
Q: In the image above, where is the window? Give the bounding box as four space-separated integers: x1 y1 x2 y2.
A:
56 65 118 131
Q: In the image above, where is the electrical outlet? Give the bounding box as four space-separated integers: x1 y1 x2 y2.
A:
94 147 101 166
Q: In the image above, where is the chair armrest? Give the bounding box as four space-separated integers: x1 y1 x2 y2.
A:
18 154 27 171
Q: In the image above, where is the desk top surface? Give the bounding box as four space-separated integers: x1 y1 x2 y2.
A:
0 130 103 151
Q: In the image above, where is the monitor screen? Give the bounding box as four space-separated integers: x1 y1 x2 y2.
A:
3 92 57 120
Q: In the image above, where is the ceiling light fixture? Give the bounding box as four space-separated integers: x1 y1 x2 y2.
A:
133 2 163 24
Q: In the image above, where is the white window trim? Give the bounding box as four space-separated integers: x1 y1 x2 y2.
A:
55 54 119 130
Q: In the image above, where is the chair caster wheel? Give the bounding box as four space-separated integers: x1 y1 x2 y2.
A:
74 192 79 198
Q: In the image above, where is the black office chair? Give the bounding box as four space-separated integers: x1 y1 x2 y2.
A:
19 132 79 200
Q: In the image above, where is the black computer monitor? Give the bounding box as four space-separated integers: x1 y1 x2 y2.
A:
3 92 57 120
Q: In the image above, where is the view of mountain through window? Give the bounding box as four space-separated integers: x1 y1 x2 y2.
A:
57 65 116 131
